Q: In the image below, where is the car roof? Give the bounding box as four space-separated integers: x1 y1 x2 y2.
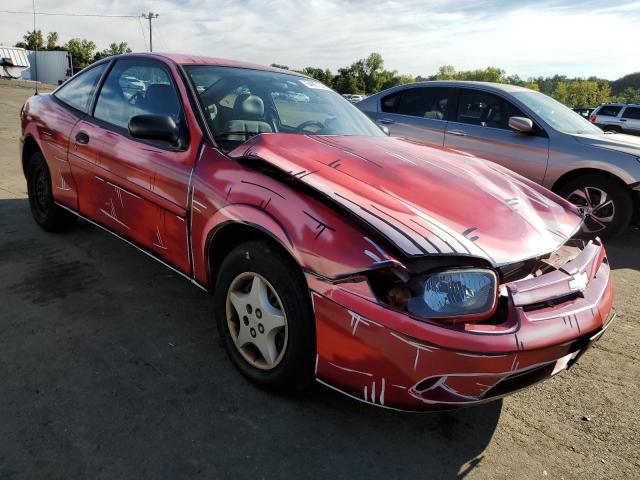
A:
599 102 639 107
115 52 305 77
371 80 535 97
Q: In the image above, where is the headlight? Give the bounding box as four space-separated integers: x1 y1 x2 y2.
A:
406 268 498 321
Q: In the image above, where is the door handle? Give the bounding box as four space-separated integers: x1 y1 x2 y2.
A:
448 129 467 136
378 118 395 125
619 119 627 122
75 131 90 145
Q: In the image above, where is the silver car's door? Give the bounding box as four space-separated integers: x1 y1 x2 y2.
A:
444 88 550 184
376 87 452 146
620 106 640 133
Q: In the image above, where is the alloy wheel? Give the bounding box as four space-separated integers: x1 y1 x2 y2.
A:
226 272 288 370
567 186 615 234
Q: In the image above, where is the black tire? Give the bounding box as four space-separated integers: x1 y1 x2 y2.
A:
26 151 77 232
214 240 315 393
603 125 622 133
556 174 633 239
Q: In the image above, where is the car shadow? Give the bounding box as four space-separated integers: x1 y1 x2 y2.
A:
603 226 640 271
0 198 500 480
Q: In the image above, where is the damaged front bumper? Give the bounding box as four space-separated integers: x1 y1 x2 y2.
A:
308 239 614 411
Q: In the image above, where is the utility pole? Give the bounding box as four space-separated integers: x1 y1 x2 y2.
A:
141 12 159 52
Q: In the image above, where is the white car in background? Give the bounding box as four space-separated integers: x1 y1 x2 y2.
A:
118 75 146 98
590 103 640 135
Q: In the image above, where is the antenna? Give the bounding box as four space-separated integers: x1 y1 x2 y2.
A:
32 0 38 95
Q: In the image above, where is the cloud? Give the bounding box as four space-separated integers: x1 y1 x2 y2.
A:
2 0 639 79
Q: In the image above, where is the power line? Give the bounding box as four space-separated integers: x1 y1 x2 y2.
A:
137 17 149 51
0 10 139 18
154 21 171 52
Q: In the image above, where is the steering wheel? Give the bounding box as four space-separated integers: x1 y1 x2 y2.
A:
295 120 325 133
129 91 145 106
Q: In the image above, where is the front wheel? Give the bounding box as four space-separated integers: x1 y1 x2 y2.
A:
214 240 315 392
26 151 77 232
557 174 633 239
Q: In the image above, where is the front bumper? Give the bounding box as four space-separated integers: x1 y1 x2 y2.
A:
309 239 614 411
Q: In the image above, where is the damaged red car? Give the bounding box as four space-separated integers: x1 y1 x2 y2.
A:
20 53 614 410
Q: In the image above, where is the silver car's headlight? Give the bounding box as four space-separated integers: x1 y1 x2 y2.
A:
407 268 498 321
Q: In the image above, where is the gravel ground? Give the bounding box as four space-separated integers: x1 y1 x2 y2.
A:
0 79 638 480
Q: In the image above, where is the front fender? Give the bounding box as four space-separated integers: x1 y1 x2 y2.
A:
190 147 404 288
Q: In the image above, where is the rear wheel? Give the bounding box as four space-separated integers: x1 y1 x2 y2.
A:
603 125 623 133
26 151 77 232
557 174 633 239
214 240 315 392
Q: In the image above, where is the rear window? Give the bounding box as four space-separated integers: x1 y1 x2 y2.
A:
380 91 401 113
621 106 640 120
400 88 449 119
596 105 623 117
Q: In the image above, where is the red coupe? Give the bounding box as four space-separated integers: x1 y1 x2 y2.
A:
20 53 614 410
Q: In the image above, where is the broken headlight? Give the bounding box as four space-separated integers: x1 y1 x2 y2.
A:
388 268 498 322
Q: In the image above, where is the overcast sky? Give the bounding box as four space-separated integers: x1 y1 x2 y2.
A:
2 0 639 80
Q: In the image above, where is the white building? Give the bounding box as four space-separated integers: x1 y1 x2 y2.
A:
21 50 72 85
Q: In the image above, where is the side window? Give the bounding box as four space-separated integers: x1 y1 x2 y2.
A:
380 91 401 113
456 90 522 130
93 59 182 130
621 107 640 120
597 105 623 117
54 63 107 113
395 88 449 120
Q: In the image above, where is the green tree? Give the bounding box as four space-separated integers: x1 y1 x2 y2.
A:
15 30 44 50
552 81 569 104
94 42 132 62
611 87 640 104
333 66 361 94
380 73 415 91
65 38 97 68
301 67 334 87
611 72 640 95
434 65 506 83
434 65 456 79
46 32 59 50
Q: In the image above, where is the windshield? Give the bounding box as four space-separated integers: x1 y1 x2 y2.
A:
512 90 603 135
184 65 383 150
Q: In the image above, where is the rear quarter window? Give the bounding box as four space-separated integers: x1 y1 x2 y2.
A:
621 107 640 120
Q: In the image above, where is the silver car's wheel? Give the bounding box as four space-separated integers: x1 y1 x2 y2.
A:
226 272 288 370
557 174 633 239
567 186 615 234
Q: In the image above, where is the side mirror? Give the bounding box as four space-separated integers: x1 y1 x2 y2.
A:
379 124 390 136
508 116 534 133
128 114 181 146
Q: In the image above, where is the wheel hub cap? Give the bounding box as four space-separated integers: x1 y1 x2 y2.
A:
226 272 288 370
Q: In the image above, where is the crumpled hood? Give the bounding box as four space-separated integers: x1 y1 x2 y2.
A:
231 134 582 266
574 132 640 157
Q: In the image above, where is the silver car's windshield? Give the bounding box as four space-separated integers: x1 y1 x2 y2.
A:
184 65 384 149
512 91 602 135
